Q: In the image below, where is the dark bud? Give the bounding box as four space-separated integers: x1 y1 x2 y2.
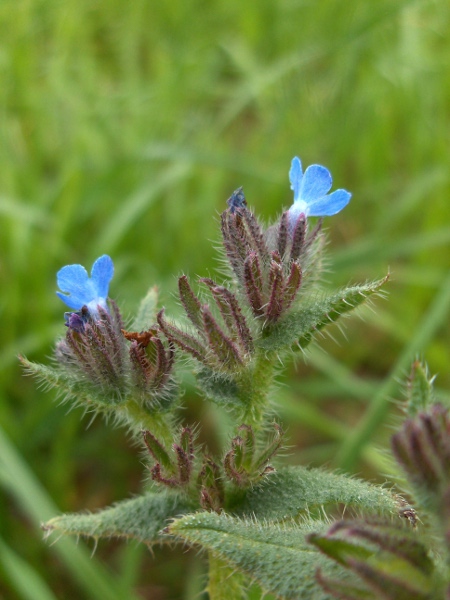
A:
64 305 91 332
227 186 247 213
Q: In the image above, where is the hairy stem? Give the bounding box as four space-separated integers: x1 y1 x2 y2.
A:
118 400 174 445
236 350 276 431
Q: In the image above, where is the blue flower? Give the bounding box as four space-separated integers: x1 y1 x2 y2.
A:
56 255 114 315
288 156 351 224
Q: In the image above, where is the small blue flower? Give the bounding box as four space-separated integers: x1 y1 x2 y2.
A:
288 156 351 224
56 255 114 315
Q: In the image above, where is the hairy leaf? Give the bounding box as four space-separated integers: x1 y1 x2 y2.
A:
43 492 193 546
233 466 398 520
168 512 348 599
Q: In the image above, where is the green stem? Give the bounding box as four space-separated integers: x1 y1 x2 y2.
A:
236 350 276 431
207 553 244 600
118 400 174 445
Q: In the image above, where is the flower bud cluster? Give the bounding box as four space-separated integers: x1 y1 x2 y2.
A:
221 202 321 325
53 255 175 410
158 275 253 372
310 519 437 600
55 302 128 401
391 404 450 515
56 302 175 409
143 428 195 488
223 423 282 487
143 423 282 512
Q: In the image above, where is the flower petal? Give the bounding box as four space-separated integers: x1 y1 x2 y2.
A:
289 157 303 201
300 165 332 203
90 255 114 299
287 201 308 228
306 189 351 217
56 264 93 309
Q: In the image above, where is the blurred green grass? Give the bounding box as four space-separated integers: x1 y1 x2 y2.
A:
1 0 450 597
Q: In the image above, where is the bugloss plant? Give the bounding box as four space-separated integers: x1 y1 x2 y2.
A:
20 158 449 599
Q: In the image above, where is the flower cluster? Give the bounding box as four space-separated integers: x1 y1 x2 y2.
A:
53 156 351 405
55 256 175 409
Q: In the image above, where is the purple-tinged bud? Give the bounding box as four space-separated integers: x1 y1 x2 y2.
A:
282 262 302 312
200 489 222 513
124 327 175 397
202 305 243 369
173 428 195 486
225 212 250 265
265 257 284 323
57 303 127 396
391 404 450 511
157 309 208 364
277 211 289 259
241 208 270 265
221 213 246 283
223 448 246 487
202 281 253 355
243 252 265 317
150 464 179 488
178 275 204 333
334 521 432 575
348 559 429 600
407 421 442 491
289 214 307 262
143 430 175 474
311 518 435 600
173 444 192 485
180 427 194 462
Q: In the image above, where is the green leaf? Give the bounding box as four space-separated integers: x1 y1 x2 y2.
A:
168 511 348 600
196 367 246 409
233 466 398 520
132 286 159 331
257 276 388 352
43 492 194 546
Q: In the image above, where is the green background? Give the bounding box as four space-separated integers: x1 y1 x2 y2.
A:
1 0 449 598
